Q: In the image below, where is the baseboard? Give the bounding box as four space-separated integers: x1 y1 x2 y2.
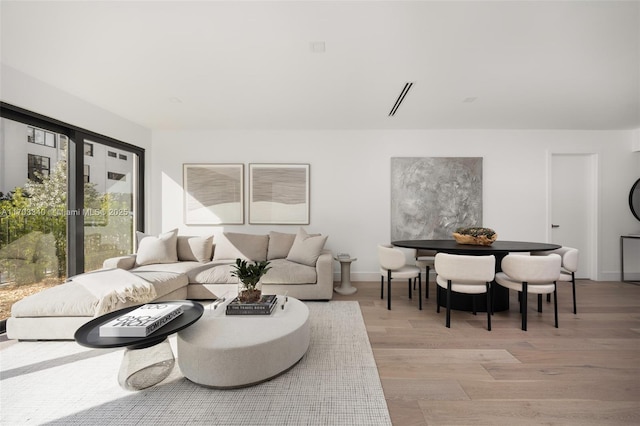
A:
334 271 435 282
600 271 640 282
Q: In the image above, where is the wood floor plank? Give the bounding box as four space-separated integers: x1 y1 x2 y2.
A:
334 280 640 425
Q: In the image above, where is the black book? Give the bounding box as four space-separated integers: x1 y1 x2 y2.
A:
226 294 278 315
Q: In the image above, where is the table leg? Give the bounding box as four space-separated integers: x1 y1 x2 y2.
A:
118 338 175 391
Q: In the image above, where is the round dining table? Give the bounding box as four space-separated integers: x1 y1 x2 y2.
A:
392 239 561 312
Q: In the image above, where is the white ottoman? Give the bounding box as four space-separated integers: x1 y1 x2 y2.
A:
177 296 310 388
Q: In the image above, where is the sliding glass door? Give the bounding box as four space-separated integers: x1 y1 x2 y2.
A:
82 138 137 272
0 105 144 328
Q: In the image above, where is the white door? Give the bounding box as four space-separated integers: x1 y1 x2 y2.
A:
550 154 596 279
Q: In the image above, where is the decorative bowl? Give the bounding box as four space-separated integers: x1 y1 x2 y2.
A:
452 227 498 246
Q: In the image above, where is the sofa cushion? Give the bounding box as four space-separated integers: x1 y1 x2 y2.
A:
11 282 98 317
177 235 213 262
135 229 178 266
267 231 296 260
286 228 328 267
213 232 269 261
188 262 240 284
261 259 317 284
130 269 189 298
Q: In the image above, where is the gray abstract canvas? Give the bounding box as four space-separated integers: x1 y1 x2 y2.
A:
390 157 482 241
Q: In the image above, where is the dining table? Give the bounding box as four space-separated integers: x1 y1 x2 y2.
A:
392 239 561 312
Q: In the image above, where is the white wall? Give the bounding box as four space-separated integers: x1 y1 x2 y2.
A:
3 65 637 281
0 65 153 225
152 129 640 282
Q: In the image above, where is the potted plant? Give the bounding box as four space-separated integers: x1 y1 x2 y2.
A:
230 259 272 303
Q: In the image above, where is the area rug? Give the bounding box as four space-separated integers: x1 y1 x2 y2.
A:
1 301 391 425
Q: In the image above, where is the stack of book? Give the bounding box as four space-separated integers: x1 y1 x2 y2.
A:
226 294 278 316
99 303 184 337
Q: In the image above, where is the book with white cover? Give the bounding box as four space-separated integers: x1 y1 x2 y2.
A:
99 303 184 337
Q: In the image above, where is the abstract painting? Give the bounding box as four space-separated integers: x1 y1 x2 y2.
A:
390 157 483 241
183 164 244 225
249 164 310 224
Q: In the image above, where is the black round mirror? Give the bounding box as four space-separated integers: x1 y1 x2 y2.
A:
630 178 640 221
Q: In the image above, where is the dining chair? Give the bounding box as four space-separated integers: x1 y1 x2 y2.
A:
378 244 422 310
434 253 495 330
532 247 579 314
415 249 436 299
495 254 562 331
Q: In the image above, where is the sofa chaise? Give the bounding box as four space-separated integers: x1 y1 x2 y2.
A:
7 228 332 340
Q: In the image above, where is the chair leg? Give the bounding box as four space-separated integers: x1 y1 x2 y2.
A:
418 273 422 310
436 284 441 313
425 266 430 299
571 272 577 314
546 293 551 303
446 280 452 328
408 279 412 299
538 294 543 313
380 275 384 299
472 296 477 315
554 284 559 328
486 283 491 331
522 282 528 331
387 270 392 310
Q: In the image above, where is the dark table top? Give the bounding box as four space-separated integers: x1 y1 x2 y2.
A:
392 239 561 255
75 300 204 350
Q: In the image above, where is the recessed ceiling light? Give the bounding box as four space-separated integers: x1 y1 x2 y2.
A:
310 42 326 53
463 97 478 103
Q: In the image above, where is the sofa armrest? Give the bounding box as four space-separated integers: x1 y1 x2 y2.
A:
102 255 136 270
314 250 334 299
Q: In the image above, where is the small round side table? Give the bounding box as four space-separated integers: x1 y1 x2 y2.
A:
334 256 357 295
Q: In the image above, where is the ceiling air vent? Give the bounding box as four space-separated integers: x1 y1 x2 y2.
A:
388 82 414 116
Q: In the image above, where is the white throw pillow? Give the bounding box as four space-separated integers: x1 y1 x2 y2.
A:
136 229 178 266
177 235 214 262
286 228 328 267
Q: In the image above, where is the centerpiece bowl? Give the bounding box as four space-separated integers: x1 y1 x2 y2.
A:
452 227 497 246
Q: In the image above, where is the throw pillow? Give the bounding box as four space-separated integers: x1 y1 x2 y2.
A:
286 228 328 266
177 235 214 262
212 232 269 261
267 231 296 260
136 229 178 266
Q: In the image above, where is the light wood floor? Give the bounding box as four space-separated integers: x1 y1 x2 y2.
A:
333 278 640 425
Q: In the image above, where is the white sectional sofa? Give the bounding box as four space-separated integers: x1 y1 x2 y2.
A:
7 228 332 340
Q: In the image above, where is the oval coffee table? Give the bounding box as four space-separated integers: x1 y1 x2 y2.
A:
177 295 310 389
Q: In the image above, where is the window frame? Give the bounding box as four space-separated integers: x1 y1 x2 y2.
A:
27 153 51 181
0 102 145 276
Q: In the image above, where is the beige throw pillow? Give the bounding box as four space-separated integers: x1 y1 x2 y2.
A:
267 231 296 260
286 228 328 266
177 235 214 262
213 232 269 261
136 229 178 266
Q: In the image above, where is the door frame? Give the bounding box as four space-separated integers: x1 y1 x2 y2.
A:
546 151 599 280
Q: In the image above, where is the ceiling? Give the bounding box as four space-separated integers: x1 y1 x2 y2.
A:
1 1 639 131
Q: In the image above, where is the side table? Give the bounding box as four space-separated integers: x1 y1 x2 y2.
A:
334 256 357 295
620 235 640 283
75 300 204 390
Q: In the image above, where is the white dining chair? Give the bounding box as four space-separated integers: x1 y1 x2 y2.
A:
378 244 422 310
495 254 562 331
532 247 579 314
434 253 495 330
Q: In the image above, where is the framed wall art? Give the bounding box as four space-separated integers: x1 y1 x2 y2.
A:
183 163 244 225
249 163 310 224
390 157 483 241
